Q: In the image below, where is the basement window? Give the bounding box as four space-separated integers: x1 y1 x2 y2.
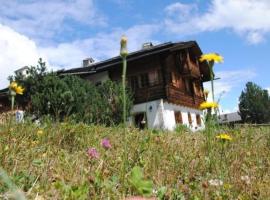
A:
196 114 201 126
188 112 192 125
174 111 183 124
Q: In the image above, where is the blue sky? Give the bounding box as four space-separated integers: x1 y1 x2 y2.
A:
0 0 270 113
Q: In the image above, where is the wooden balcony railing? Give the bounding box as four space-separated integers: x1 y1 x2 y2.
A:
166 85 205 109
133 84 166 104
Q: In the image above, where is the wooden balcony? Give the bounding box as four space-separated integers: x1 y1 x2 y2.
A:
187 60 201 78
166 85 205 109
133 84 166 104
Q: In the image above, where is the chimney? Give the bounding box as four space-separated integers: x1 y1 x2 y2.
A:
83 58 95 67
142 42 153 49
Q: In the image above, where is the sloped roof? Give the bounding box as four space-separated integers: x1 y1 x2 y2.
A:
59 41 211 81
218 112 242 123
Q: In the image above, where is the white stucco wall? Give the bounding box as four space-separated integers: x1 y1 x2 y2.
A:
163 102 205 131
131 99 205 131
131 99 164 129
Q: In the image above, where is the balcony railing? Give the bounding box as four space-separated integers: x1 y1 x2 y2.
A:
166 85 204 109
133 83 166 104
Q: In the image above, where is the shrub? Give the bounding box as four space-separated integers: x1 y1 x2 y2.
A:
11 59 133 125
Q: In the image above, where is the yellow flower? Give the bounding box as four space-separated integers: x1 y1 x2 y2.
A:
9 81 18 90
9 81 24 95
199 53 224 63
199 101 218 110
37 130 44 136
216 133 232 141
15 86 24 95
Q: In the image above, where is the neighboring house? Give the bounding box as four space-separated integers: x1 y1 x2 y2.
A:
218 112 242 124
0 67 30 113
0 88 9 113
14 66 30 78
60 41 210 131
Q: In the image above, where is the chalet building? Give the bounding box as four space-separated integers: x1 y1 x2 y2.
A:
60 41 210 131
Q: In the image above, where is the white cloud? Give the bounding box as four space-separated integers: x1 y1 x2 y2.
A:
0 24 42 89
165 2 197 18
203 69 257 102
40 24 160 68
0 0 105 42
0 23 159 89
165 0 270 44
266 87 270 94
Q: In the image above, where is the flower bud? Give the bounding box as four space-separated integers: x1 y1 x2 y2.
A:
120 35 128 57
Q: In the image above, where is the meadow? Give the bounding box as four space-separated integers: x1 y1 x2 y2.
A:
0 119 269 200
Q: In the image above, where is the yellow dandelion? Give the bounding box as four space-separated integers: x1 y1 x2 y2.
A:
216 133 232 141
199 101 218 110
199 53 224 63
37 130 44 136
9 81 24 95
9 81 18 90
15 85 24 95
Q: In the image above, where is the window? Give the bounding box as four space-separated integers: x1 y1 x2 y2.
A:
174 111 183 124
139 73 149 88
148 70 159 86
196 114 201 126
184 78 193 95
188 112 192 125
129 76 139 91
193 82 203 97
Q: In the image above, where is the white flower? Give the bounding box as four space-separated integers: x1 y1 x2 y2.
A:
241 175 251 185
209 179 223 186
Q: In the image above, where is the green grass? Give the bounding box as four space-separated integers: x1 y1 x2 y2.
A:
0 120 269 199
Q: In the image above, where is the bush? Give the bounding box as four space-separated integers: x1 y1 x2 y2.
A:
12 59 133 125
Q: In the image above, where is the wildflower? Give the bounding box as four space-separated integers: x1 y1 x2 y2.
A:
9 81 24 95
203 90 209 99
199 101 218 110
37 130 44 136
120 35 128 57
241 175 251 185
216 133 232 141
101 138 112 149
208 179 223 186
199 53 223 63
9 82 18 90
15 86 24 95
87 148 99 159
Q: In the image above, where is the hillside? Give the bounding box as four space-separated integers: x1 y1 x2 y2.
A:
0 121 269 199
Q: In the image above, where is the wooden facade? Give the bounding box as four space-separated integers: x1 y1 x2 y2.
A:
61 41 210 110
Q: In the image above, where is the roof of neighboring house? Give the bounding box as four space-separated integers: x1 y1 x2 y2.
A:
59 41 211 82
0 88 9 98
14 66 29 73
218 112 242 123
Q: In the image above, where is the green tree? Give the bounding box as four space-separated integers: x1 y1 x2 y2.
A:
239 82 270 123
11 58 133 125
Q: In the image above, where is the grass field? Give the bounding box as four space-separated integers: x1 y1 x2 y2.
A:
0 120 269 199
